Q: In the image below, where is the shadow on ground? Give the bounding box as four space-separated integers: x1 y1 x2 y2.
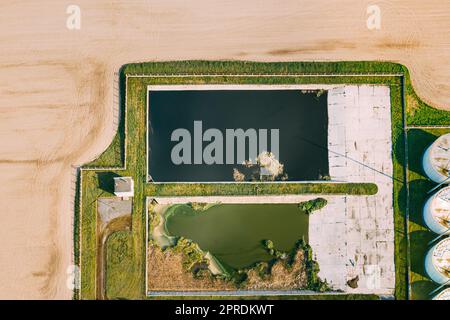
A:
406 129 438 177
411 280 440 300
407 179 435 228
97 172 120 194
410 230 435 277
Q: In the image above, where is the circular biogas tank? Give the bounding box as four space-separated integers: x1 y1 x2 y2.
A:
423 187 450 234
425 238 450 284
423 133 450 183
433 288 450 300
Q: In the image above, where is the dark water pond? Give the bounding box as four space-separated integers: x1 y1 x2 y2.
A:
148 90 328 182
165 203 309 269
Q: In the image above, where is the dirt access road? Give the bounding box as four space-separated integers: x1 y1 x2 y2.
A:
0 0 448 299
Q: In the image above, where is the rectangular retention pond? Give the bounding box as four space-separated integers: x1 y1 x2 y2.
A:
147 86 329 182
151 203 309 270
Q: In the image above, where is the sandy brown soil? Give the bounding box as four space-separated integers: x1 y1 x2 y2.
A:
0 0 449 299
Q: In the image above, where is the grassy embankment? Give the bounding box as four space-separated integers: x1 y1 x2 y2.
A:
77 61 450 300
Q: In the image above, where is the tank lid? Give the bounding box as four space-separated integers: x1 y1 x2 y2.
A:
431 238 450 280
433 288 450 300
429 133 450 178
430 187 450 229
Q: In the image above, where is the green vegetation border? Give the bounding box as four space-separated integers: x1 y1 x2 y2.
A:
76 61 450 300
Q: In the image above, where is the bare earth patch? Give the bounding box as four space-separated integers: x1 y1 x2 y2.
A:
147 244 309 293
246 251 308 291
147 244 234 292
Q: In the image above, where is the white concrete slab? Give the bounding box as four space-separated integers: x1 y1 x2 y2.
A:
309 85 394 295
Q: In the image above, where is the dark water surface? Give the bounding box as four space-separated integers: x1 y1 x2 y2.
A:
148 90 328 182
165 203 309 269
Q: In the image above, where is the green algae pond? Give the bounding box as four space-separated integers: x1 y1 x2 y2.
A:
155 203 310 270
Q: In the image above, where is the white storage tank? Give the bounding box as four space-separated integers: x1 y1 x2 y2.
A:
423 187 450 234
425 238 450 284
433 288 450 300
423 133 450 183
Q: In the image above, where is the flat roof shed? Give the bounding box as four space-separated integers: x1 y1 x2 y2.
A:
113 177 134 198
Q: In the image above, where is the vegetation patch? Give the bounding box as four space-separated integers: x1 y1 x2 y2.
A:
298 198 328 214
145 182 377 197
147 237 328 292
105 231 140 299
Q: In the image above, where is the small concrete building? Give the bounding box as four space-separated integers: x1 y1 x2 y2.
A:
423 133 450 183
425 238 450 284
423 186 450 234
113 177 134 198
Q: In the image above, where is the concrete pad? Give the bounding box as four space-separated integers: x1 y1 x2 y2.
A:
309 85 394 295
